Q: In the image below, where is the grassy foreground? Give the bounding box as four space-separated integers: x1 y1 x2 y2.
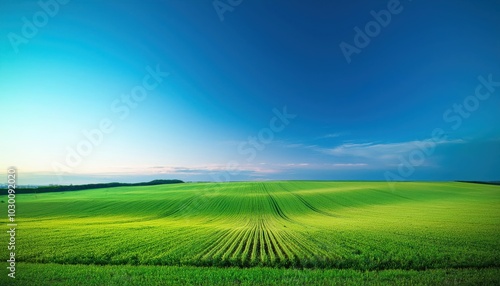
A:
1 181 499 284
1 263 499 285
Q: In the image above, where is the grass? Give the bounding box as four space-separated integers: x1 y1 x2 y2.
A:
1 181 499 284
1 263 500 286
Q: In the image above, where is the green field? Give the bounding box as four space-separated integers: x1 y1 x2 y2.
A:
2 181 500 285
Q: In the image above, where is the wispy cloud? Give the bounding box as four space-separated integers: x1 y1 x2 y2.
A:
319 133 343 139
79 161 372 178
133 164 286 176
269 162 369 170
319 139 465 162
283 143 319 150
22 138 469 185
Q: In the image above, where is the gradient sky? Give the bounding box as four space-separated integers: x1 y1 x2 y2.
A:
1 0 499 185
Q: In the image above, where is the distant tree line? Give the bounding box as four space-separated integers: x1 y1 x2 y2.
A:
456 181 500 186
1 179 184 195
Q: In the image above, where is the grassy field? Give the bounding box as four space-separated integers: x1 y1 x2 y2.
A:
1 181 500 285
3 264 500 286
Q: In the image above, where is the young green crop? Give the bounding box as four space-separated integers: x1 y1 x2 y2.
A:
1 181 499 272
2 263 499 286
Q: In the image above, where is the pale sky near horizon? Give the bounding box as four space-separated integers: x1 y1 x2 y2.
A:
1 0 499 185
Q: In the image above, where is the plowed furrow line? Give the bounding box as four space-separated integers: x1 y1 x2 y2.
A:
198 229 237 260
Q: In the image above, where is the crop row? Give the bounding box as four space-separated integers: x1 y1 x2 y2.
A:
2 181 499 270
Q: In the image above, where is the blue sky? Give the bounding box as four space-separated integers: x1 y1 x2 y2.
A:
1 0 499 185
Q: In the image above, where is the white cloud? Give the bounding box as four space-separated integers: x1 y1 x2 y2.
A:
271 162 368 170
320 139 465 162
320 133 343 139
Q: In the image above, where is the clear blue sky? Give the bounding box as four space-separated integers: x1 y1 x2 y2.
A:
1 0 499 184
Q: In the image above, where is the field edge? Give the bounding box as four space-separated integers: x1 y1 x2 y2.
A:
2 263 499 286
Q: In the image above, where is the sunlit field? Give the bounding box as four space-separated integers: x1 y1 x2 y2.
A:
2 181 499 285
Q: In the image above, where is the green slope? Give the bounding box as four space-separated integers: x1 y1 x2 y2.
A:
2 181 499 270
4 264 500 286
